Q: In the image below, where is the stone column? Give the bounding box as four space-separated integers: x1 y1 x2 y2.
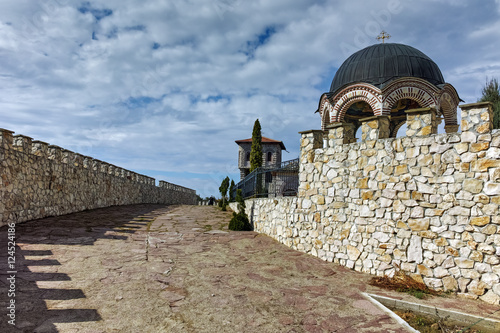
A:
92 159 102 172
324 123 355 147
13 135 33 153
0 128 14 149
460 102 493 143
360 116 390 141
83 156 92 169
405 107 438 137
32 141 49 158
48 145 63 161
73 153 84 167
298 130 323 196
61 149 72 164
299 130 323 155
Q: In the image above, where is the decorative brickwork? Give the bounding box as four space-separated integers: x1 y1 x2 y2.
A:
319 78 461 137
330 84 383 122
382 78 439 115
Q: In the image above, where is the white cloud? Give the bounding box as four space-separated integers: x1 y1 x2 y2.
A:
1 0 500 197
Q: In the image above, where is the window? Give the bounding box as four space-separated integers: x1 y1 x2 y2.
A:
246 152 250 162
267 151 273 162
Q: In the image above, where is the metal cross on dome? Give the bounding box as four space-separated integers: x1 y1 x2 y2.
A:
377 31 391 43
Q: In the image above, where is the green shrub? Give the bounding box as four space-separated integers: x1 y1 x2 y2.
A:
228 212 251 231
228 189 252 231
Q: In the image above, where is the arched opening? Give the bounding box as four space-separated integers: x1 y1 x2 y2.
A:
246 152 250 163
388 98 422 137
355 126 363 142
267 151 273 162
394 121 407 138
344 101 373 142
439 91 460 132
322 106 331 130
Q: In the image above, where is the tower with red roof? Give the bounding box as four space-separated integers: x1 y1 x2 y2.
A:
235 137 286 180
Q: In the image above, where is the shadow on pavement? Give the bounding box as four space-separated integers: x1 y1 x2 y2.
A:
0 204 170 332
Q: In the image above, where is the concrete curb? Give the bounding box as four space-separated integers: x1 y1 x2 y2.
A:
362 293 419 333
365 293 500 332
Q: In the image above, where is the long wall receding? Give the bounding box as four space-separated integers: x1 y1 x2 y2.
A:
245 102 500 304
0 128 197 226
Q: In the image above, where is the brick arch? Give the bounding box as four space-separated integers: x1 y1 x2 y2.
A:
335 97 376 123
382 78 440 115
438 84 460 126
318 94 332 130
322 105 331 131
392 120 406 137
331 84 382 122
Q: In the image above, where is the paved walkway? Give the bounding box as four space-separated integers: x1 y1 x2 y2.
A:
1 205 499 332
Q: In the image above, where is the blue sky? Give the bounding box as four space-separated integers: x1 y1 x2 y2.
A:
1 0 500 198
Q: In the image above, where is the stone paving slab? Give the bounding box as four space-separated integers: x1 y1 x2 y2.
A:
0 204 498 332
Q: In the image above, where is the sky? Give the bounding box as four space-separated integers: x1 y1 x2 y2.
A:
1 0 500 198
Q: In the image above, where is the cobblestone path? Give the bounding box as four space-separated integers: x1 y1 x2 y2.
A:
2 204 486 332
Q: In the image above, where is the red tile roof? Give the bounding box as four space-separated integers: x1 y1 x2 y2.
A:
235 136 286 150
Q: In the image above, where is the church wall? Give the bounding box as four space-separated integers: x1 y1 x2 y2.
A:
245 102 500 304
0 128 197 226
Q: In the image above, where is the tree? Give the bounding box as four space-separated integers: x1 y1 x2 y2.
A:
228 189 252 231
229 179 235 202
478 78 500 129
219 176 230 210
250 119 263 172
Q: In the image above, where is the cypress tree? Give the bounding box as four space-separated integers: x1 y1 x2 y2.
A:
229 179 235 202
219 176 230 210
478 78 500 129
250 119 263 172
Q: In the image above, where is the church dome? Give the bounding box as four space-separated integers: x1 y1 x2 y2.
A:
330 43 445 94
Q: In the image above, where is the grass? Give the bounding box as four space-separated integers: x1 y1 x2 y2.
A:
403 288 425 299
394 310 484 333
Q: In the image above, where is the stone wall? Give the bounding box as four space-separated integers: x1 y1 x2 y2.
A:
245 102 500 304
0 128 197 226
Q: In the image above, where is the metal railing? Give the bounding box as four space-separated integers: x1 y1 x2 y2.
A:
232 158 299 199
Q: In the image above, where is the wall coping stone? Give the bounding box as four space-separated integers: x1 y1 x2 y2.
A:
298 129 324 134
405 107 436 115
460 101 493 110
13 134 33 139
359 115 390 123
324 122 354 129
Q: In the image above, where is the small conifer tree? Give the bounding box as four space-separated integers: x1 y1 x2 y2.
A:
228 189 252 231
250 119 263 172
229 179 235 202
219 176 230 210
479 78 500 129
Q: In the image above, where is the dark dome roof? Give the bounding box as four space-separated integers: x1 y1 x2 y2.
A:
330 43 445 94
